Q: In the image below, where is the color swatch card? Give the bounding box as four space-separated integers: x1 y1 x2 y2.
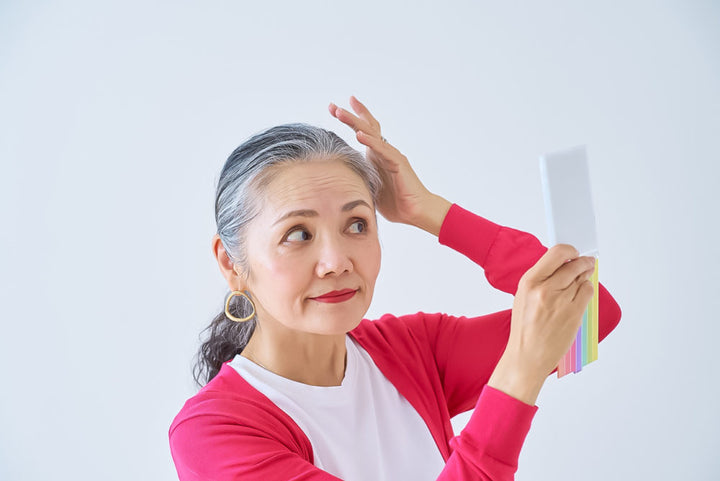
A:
539 145 600 377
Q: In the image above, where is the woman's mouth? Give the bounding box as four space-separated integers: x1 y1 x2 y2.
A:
310 289 358 303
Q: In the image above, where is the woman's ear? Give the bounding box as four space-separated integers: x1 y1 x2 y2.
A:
211 234 247 291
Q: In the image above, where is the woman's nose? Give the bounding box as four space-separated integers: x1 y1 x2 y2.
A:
315 238 353 278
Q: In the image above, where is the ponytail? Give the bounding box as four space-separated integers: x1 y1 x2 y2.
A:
193 294 256 386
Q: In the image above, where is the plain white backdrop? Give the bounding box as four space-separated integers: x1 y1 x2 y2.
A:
1 1 718 479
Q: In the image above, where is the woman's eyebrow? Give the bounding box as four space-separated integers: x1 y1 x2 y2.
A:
272 199 372 226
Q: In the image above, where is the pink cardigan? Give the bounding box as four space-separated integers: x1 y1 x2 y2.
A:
169 204 622 480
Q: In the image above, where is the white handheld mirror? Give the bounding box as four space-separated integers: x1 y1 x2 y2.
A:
539 145 599 258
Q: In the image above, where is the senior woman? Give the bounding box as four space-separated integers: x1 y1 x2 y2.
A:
168 97 622 480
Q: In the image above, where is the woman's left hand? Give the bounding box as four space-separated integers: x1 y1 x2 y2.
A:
329 96 449 233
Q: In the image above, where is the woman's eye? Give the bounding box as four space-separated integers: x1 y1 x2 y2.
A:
285 228 311 242
348 220 366 234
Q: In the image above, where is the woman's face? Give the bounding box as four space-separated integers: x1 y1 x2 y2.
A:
238 158 381 336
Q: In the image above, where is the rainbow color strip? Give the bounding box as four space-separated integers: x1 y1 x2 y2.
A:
558 257 599 377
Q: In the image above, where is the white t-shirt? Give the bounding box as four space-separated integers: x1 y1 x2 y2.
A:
229 334 447 481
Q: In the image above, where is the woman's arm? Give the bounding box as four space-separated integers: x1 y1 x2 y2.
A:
433 203 621 405
406 192 453 237
331 97 621 402
169 383 344 481
331 96 622 477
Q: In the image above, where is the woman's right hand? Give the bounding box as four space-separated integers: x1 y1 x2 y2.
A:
488 244 597 405
328 96 445 231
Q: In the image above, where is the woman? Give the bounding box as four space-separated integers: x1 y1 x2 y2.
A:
168 96 622 480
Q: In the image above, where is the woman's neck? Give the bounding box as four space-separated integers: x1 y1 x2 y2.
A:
240 328 348 387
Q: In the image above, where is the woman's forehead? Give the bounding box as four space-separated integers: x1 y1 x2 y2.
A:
260 160 372 210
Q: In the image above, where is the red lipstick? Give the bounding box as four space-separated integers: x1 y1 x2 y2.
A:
310 288 357 303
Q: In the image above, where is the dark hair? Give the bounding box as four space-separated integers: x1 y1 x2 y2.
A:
192 123 382 386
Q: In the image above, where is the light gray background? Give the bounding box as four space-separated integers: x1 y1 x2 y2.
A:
1 1 718 480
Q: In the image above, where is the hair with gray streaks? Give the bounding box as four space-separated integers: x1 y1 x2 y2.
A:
193 123 382 386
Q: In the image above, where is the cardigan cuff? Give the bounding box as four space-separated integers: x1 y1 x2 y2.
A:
438 204 503 267
451 385 538 468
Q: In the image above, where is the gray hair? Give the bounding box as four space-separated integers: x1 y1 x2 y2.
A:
216 123 382 270
194 123 382 386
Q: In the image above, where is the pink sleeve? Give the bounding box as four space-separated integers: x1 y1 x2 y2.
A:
438 203 622 344
425 204 622 479
169 394 342 481
435 205 621 414
439 385 538 480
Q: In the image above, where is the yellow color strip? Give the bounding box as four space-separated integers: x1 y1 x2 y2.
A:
589 258 599 362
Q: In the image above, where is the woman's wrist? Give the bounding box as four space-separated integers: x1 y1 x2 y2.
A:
487 353 547 406
410 194 452 237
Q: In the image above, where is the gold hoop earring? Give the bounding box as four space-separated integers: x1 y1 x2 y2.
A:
224 290 256 322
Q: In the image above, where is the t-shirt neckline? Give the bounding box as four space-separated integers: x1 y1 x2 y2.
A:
229 334 359 405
